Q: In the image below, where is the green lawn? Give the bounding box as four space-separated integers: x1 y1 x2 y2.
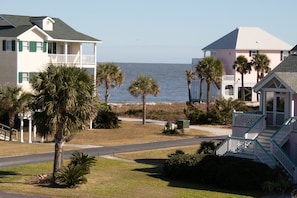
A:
0 157 258 198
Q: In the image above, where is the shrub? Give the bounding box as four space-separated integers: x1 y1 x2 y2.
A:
163 154 288 191
197 141 218 154
56 151 96 188
93 103 120 129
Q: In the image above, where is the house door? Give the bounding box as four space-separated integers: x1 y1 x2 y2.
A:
266 92 287 127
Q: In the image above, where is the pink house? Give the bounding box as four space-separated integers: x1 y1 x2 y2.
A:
215 47 297 183
193 27 292 102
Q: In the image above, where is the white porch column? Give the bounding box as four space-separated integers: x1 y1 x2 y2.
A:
80 43 83 67
291 93 295 117
94 43 97 65
28 117 32 143
33 125 37 143
20 117 24 143
64 42 68 64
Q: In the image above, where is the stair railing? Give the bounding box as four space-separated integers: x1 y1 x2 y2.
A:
244 114 265 140
271 117 297 146
271 139 297 182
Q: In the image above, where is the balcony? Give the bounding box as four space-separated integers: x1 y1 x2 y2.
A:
48 54 95 66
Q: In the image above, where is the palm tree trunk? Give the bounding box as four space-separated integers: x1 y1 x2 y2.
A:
188 83 192 103
142 96 146 125
8 112 15 141
241 73 245 101
206 82 210 113
199 78 203 103
52 129 64 184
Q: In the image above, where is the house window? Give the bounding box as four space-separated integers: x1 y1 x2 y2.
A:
2 40 16 51
249 50 258 57
225 85 234 95
23 41 30 51
48 42 57 54
280 51 289 61
19 72 36 83
36 42 43 52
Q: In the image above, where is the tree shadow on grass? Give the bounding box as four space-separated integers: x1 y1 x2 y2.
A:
0 170 20 178
133 159 261 198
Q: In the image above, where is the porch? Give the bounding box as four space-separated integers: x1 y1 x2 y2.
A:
48 54 96 66
215 112 297 183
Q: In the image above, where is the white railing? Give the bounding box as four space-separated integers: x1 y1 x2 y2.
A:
272 117 297 146
214 136 276 167
233 112 264 128
271 140 297 182
244 114 265 140
222 75 234 81
0 123 18 141
48 54 95 65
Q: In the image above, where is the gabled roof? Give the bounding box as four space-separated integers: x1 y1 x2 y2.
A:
0 14 100 42
202 27 292 51
254 54 297 93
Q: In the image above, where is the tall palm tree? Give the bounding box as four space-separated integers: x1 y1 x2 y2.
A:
197 57 224 113
96 63 125 103
196 62 206 103
251 53 271 83
186 70 196 103
31 64 98 184
233 55 251 101
0 84 31 141
128 74 160 125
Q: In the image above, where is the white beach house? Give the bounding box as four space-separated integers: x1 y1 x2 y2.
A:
0 14 101 142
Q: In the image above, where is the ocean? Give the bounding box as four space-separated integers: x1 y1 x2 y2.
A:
97 62 194 103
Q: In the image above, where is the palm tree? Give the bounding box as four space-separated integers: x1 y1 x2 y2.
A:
0 84 31 141
186 70 196 103
233 55 251 101
31 64 98 184
196 62 206 103
251 53 271 83
96 63 125 103
128 74 160 124
197 57 224 113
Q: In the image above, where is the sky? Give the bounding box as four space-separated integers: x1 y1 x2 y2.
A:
1 0 297 64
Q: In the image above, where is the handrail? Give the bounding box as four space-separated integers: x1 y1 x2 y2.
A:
244 114 265 140
271 117 297 142
271 139 297 180
254 139 277 167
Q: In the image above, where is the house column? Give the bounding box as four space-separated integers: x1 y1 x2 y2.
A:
33 125 37 143
80 43 83 67
291 93 295 117
28 117 32 144
64 42 68 64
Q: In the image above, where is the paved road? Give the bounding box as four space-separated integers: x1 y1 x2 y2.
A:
0 135 227 168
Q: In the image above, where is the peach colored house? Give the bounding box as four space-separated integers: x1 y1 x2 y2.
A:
215 47 297 182
193 27 292 102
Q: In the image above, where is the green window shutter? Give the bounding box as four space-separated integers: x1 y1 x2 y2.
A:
43 42 47 52
29 41 37 52
19 72 23 83
19 41 23 52
12 40 16 51
29 72 36 83
2 40 6 51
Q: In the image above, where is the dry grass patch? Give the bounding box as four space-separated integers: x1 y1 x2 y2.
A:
71 121 211 146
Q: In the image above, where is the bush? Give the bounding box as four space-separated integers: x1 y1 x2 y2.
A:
93 103 120 129
163 154 290 191
197 141 218 154
56 151 96 188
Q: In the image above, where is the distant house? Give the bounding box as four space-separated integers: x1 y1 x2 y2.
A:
192 27 292 102
215 47 297 183
0 14 101 92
